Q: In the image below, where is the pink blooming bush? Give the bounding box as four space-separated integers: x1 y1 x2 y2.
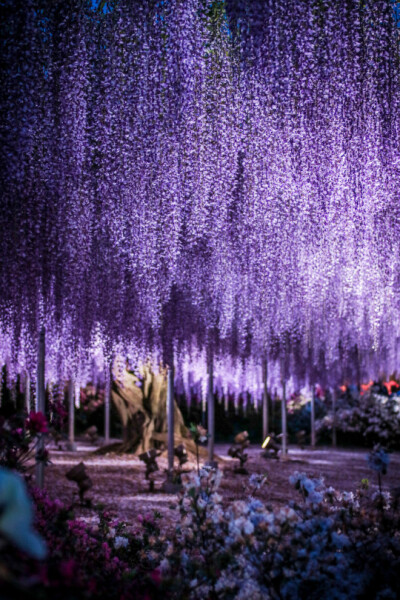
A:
26 411 49 434
0 485 165 600
0 412 49 473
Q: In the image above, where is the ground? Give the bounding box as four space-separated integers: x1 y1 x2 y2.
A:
42 440 400 530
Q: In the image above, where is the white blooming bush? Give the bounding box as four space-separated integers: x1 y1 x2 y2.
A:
160 467 400 600
316 393 400 449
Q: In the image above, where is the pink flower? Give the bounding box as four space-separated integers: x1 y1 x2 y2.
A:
26 411 48 434
149 568 161 586
60 559 76 580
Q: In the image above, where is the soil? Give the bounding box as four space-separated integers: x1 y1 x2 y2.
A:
41 439 400 531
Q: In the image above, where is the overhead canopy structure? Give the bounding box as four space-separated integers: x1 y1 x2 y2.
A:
0 0 399 392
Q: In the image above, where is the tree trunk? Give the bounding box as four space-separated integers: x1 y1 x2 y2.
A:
96 364 187 455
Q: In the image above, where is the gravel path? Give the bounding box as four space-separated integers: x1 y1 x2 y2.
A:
43 441 400 529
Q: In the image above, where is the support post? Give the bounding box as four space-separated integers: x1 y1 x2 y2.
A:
201 394 206 427
36 327 45 489
104 368 111 445
281 378 287 456
311 385 316 448
25 371 31 413
332 388 337 447
281 357 287 457
262 358 269 440
207 353 215 466
68 379 77 451
167 359 174 477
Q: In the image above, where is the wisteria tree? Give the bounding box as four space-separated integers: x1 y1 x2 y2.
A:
0 0 399 404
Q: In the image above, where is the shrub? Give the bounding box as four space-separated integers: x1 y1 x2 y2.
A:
316 393 400 449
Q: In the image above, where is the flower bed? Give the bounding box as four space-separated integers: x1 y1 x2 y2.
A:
1 454 400 600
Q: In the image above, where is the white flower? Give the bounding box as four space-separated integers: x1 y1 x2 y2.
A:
114 536 129 549
234 580 268 600
197 497 207 510
0 467 47 559
160 558 171 575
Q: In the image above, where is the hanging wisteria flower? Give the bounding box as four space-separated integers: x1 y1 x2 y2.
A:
0 0 399 386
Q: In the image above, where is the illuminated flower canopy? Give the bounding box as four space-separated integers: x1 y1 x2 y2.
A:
0 0 399 391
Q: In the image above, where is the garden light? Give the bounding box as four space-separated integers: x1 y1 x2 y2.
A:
262 436 271 449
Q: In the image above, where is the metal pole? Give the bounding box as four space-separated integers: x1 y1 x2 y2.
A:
104 367 111 445
311 385 316 448
262 358 269 440
68 379 77 451
207 353 215 465
25 371 31 413
36 327 45 489
332 387 337 447
167 359 174 476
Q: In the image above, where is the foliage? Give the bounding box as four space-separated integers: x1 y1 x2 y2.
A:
0 485 166 600
287 393 328 442
316 393 400 449
161 467 400 599
0 412 50 473
1 461 400 599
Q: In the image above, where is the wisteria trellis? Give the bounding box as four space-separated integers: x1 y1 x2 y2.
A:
0 0 399 396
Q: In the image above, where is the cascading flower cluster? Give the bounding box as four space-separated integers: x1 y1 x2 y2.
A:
0 0 399 393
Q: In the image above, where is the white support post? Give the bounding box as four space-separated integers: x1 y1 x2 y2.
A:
68 379 77 451
207 353 215 466
167 359 175 476
332 388 337 447
36 327 45 489
281 356 288 457
104 369 111 445
281 377 287 456
262 358 269 440
311 385 316 448
25 371 31 413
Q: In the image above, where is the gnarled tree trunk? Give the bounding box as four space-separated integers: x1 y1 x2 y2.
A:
97 364 187 455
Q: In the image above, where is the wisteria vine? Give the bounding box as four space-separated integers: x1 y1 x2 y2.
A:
0 0 399 394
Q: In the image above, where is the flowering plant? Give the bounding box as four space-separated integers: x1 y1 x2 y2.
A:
160 467 400 599
0 412 50 473
316 393 400 449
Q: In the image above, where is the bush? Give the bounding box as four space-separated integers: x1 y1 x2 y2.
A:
161 466 400 599
1 461 400 599
316 393 400 449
